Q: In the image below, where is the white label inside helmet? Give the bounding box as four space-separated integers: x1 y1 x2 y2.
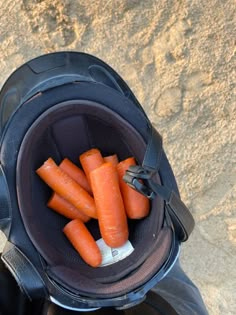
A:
96 238 134 267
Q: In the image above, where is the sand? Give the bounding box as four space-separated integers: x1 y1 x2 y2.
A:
0 0 235 314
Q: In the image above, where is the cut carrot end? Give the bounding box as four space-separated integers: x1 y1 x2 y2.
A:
104 154 119 167
79 148 104 185
36 157 97 219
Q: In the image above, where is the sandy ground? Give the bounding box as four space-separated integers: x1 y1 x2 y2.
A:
0 1 235 314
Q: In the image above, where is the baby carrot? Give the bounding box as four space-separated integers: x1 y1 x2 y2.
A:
36 158 97 219
104 154 119 167
63 219 102 267
117 157 150 219
59 158 92 194
47 192 90 222
90 162 128 247
79 148 104 184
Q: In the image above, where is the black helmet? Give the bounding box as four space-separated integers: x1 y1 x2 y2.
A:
0 52 194 312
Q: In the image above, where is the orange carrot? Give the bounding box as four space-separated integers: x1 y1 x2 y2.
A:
36 158 97 219
59 158 92 194
79 148 104 184
104 154 119 167
117 157 150 219
90 162 128 247
63 219 102 267
47 192 90 222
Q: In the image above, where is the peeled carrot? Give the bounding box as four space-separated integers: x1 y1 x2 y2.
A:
90 162 128 247
79 148 104 184
117 157 150 219
36 158 97 219
104 154 119 167
63 219 102 267
47 192 90 222
59 158 92 194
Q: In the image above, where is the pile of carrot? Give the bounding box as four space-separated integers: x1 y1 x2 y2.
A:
36 148 150 268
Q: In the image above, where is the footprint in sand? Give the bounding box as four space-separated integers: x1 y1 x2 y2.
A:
185 71 212 92
225 219 236 245
154 87 183 117
21 0 76 47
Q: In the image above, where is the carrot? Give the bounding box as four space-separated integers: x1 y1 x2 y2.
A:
117 157 150 219
47 192 90 222
104 154 119 167
59 158 92 194
90 162 128 247
63 219 102 267
79 148 104 184
36 158 97 219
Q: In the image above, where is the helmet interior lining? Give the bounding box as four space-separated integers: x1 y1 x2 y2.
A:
16 100 170 297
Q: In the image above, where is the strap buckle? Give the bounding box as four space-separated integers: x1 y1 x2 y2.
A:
123 165 156 200
123 165 195 242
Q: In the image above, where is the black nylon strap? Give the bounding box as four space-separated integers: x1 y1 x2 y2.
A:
1 242 47 300
127 124 195 242
148 181 195 242
142 126 163 171
167 191 195 241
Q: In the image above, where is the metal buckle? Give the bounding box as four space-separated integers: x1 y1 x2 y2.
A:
123 165 156 200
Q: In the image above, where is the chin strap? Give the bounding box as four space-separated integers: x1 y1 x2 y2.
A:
123 126 195 242
1 242 47 300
